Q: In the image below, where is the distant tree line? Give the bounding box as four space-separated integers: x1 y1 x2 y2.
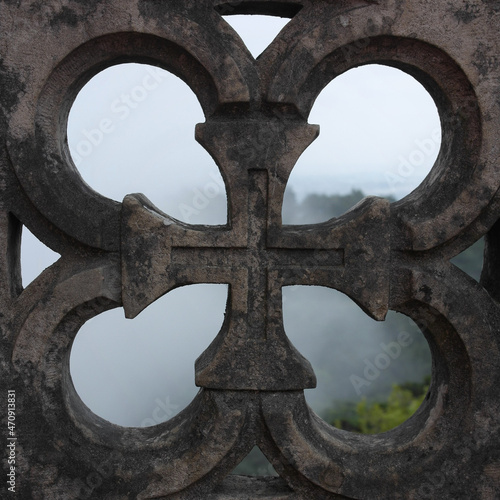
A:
282 188 396 224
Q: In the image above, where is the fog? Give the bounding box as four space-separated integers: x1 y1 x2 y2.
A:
21 16 439 426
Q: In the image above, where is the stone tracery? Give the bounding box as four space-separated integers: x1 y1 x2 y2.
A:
1 1 499 498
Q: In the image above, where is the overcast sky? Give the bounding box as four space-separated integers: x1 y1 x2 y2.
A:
23 15 439 426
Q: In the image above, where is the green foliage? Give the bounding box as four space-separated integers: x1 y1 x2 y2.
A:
323 400 360 432
329 378 430 434
234 379 427 476
356 382 428 434
234 190 484 475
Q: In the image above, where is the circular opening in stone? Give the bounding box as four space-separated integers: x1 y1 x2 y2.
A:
283 286 432 434
69 284 228 427
283 64 441 224
67 63 227 224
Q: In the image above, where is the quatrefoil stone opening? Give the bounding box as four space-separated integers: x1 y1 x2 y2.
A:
2 1 499 499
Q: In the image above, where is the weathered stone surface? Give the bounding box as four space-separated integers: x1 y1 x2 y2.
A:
1 0 499 498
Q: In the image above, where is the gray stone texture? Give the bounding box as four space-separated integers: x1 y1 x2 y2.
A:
1 0 499 498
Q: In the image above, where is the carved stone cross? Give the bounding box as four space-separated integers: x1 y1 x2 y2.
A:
122 119 390 390
2 0 499 498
